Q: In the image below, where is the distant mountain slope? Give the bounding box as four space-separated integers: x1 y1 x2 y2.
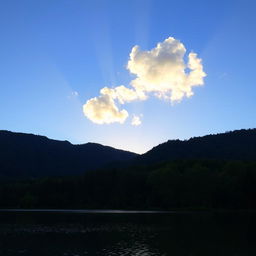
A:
1 128 256 179
0 131 137 178
137 129 256 164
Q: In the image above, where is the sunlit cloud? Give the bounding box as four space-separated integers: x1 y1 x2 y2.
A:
131 115 142 126
100 85 146 104
83 36 206 125
83 94 128 124
127 37 206 102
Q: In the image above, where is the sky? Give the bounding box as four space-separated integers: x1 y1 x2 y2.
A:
0 0 256 153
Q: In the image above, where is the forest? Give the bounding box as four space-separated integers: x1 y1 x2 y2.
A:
0 159 256 210
0 128 256 210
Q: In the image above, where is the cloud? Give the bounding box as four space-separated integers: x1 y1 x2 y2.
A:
83 37 206 124
68 91 79 99
100 85 146 104
83 94 128 124
131 115 142 126
127 37 206 102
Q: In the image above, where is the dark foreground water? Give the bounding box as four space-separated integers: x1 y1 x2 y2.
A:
0 210 255 256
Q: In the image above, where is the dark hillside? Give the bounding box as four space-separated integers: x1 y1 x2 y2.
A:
0 130 137 179
137 129 256 164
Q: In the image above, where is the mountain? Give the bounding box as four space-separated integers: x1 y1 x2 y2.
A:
0 130 137 179
1 128 256 180
1 128 256 209
137 129 256 164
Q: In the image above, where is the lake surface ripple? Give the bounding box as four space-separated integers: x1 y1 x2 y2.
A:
0 210 255 256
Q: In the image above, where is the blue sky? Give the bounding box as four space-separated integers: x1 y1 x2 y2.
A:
0 0 256 153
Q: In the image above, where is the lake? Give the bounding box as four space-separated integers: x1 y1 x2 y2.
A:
0 210 255 256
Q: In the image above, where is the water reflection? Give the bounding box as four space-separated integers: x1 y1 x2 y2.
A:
0 211 255 256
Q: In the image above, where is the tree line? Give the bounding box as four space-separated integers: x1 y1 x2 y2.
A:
1 159 256 210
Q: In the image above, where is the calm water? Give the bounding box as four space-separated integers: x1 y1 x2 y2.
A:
0 210 255 256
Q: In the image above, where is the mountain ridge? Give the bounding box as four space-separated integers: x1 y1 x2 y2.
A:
137 128 256 164
1 128 256 209
0 130 137 179
1 128 256 179
0 130 134 152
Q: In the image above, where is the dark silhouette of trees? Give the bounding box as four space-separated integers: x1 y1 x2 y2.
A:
136 128 256 164
0 128 256 210
0 160 256 210
0 130 137 179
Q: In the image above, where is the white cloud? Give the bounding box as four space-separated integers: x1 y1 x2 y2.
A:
83 36 206 124
131 115 142 126
68 91 79 99
83 94 128 124
100 85 146 104
127 37 206 102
